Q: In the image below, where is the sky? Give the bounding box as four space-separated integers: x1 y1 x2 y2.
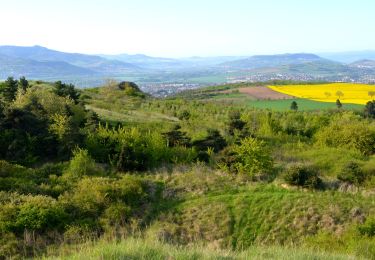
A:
0 0 374 57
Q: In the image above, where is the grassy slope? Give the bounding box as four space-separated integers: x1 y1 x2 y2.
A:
43 237 355 260
146 168 375 250
67 83 374 259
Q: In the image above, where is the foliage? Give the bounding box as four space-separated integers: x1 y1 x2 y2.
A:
336 99 342 108
2 77 18 102
364 100 375 118
284 164 322 189
290 101 298 111
162 125 191 147
0 79 375 258
358 217 375 237
227 110 246 136
178 110 191 120
337 161 365 185
53 81 80 103
118 81 145 98
315 112 375 155
219 137 273 178
64 149 99 178
192 128 227 153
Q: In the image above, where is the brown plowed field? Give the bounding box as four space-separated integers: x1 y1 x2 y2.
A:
238 87 293 100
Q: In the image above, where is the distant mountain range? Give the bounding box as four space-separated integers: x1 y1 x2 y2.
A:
219 53 326 69
0 45 138 78
0 45 374 89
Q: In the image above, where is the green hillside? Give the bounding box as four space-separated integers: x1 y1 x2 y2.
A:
0 78 374 259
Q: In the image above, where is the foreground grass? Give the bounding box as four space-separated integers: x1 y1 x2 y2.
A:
42 237 356 260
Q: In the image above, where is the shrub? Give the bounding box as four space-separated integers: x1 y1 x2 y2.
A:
219 137 273 178
100 203 131 230
162 125 191 147
284 164 322 189
227 110 246 136
0 232 19 259
192 129 227 153
337 161 365 185
178 110 191 121
65 149 98 178
86 125 168 171
315 113 375 155
15 195 67 232
364 100 375 118
358 217 375 237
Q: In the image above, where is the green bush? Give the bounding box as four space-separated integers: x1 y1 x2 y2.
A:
219 137 273 178
0 232 19 259
15 195 67 232
315 113 375 155
358 217 375 237
337 161 365 185
284 164 322 189
192 129 227 153
100 203 131 229
64 148 99 178
86 125 168 171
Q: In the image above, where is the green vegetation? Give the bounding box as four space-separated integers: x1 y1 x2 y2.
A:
0 78 374 259
40 237 356 260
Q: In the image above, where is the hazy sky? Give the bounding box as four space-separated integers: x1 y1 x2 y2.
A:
1 0 374 57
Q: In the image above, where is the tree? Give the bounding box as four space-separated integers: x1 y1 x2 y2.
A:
335 90 344 100
192 128 227 152
178 110 191 121
324 92 332 99
53 81 80 103
2 77 18 102
228 110 246 136
336 99 342 109
284 164 322 189
337 161 365 185
290 101 298 111
227 137 273 177
364 100 375 118
18 77 29 92
369 91 375 99
162 125 191 147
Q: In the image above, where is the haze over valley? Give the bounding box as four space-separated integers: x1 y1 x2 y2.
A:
1 45 375 96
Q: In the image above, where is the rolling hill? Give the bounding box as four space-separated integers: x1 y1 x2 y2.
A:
0 45 139 77
0 53 96 79
219 53 326 69
319 50 375 63
1 46 375 90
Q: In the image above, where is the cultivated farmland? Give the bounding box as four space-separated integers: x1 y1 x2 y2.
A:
269 83 375 104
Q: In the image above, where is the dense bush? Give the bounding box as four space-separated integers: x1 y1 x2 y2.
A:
192 129 227 153
315 113 375 155
218 137 273 178
358 217 375 237
86 124 196 170
284 164 322 189
64 149 99 178
337 161 365 185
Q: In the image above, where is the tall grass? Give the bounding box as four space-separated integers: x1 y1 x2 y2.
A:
41 237 356 260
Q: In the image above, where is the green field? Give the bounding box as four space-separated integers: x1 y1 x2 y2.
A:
246 98 364 111
177 84 365 111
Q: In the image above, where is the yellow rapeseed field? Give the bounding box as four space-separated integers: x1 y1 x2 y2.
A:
269 83 375 105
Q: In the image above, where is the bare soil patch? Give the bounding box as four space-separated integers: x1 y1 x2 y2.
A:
238 87 293 100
